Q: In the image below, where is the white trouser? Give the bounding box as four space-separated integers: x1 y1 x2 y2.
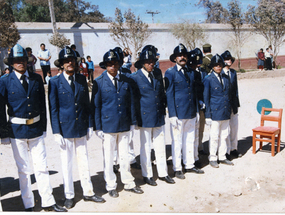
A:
113 137 136 165
140 126 168 178
209 120 229 161
10 136 55 209
170 118 196 171
194 110 206 161
103 131 135 191
60 136 94 199
226 111 239 154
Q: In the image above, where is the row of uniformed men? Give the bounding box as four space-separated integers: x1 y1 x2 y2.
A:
0 42 240 212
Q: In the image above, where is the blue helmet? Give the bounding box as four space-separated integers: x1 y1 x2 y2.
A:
54 46 78 67
221 50 235 65
113 47 124 65
99 49 120 69
170 43 188 63
135 45 157 69
4 44 29 66
210 54 225 68
188 48 203 65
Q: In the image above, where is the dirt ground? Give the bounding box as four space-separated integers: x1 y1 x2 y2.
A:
1 68 285 213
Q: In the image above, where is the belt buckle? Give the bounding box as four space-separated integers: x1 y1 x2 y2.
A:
26 118 34 125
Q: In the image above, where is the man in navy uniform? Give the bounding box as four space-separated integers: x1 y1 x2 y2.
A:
48 46 105 209
131 45 175 186
187 48 208 166
203 54 233 168
92 49 143 198
221 50 242 158
165 44 204 180
0 44 66 212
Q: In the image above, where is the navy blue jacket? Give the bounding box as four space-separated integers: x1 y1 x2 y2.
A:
130 68 166 128
164 65 197 119
48 73 91 138
0 71 46 139
226 68 240 114
92 71 135 133
203 71 231 121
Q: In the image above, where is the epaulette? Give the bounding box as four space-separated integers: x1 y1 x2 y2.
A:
95 74 104 81
0 73 9 79
50 75 59 80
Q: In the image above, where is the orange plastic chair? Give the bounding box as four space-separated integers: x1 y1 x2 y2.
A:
252 107 283 156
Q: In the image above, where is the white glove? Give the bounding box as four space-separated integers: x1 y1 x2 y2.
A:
196 112 200 123
86 127 93 141
54 133 65 147
199 100 206 109
96 130 104 140
169 116 178 129
1 138 11 145
205 118 212 126
43 132 47 138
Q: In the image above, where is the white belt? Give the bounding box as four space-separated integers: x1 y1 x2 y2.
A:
9 115 40 125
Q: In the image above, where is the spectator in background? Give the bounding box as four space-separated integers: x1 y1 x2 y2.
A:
122 48 132 70
257 48 265 71
79 57 89 79
86 56 94 83
37 43 51 84
268 45 274 68
71 44 80 57
265 48 272 70
26 47 37 73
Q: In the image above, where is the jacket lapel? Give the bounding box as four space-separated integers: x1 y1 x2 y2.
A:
11 72 27 94
176 65 187 81
59 73 73 95
138 69 153 88
27 74 36 96
103 72 116 90
74 74 80 97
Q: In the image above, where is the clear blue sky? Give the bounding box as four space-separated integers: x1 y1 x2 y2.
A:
88 0 258 23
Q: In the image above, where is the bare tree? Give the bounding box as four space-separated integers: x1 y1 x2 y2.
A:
227 0 251 70
197 0 229 23
170 20 207 50
246 0 285 64
49 32 70 49
0 0 20 48
109 8 151 58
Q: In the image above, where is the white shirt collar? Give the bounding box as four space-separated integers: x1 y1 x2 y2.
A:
141 68 153 78
106 71 119 82
63 71 75 82
14 70 29 80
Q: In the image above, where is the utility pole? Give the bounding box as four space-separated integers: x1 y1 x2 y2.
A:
146 10 160 23
48 0 57 34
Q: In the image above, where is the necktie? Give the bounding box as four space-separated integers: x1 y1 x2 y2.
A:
69 75 75 93
218 73 223 88
148 72 154 87
182 68 189 81
20 74 28 93
113 77 118 90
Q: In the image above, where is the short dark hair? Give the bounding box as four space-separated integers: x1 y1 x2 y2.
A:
203 47 211 53
71 44 76 49
40 43 45 47
260 48 263 51
26 47 32 52
87 55 91 59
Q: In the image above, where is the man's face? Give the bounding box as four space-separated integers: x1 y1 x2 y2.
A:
62 57 75 74
213 64 223 74
12 57 27 74
41 45 45 51
143 59 156 72
106 60 120 77
224 59 232 67
175 53 187 67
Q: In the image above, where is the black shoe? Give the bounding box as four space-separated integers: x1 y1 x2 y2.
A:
230 150 242 158
64 198 74 209
83 195 106 203
219 159 234 166
194 160 202 168
124 186 144 194
174 171 185 179
209 161 219 168
143 177 157 186
24 207 34 212
43 204 67 212
159 175 175 184
113 164 120 173
130 162 141 169
108 189 119 198
185 167 204 174
199 150 208 155
226 153 231 160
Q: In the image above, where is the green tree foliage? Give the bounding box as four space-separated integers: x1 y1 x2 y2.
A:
8 0 110 22
246 0 285 62
109 8 151 58
171 20 207 50
0 0 20 48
